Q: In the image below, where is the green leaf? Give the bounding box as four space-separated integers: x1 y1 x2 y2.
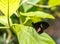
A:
20 11 55 19
0 16 8 25
12 24 56 44
0 0 21 17
48 0 60 7
0 16 12 26
20 11 55 23
22 0 39 12
31 17 42 23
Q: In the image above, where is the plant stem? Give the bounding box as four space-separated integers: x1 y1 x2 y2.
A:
19 12 23 24
7 0 10 26
23 17 30 24
6 0 12 44
26 1 51 8
6 29 12 44
0 27 9 29
16 10 23 24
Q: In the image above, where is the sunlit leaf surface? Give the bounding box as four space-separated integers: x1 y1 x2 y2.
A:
0 0 21 17
0 16 8 25
0 16 12 26
20 11 55 19
12 24 56 44
20 11 55 23
48 0 60 7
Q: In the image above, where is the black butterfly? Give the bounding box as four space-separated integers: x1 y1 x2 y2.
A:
32 21 49 34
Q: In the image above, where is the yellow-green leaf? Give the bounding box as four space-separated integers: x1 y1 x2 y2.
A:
0 0 21 17
0 16 8 25
20 11 55 19
0 16 12 26
12 24 56 44
31 17 42 23
20 11 55 23
48 0 60 7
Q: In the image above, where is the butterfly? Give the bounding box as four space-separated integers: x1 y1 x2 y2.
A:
32 21 49 34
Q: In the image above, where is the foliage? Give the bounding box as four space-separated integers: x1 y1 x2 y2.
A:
48 0 60 7
0 0 58 44
12 24 55 44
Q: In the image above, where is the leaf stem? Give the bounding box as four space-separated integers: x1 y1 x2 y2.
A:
6 29 12 44
26 1 51 8
0 27 9 29
7 0 10 26
16 10 23 24
23 17 30 24
6 0 12 44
